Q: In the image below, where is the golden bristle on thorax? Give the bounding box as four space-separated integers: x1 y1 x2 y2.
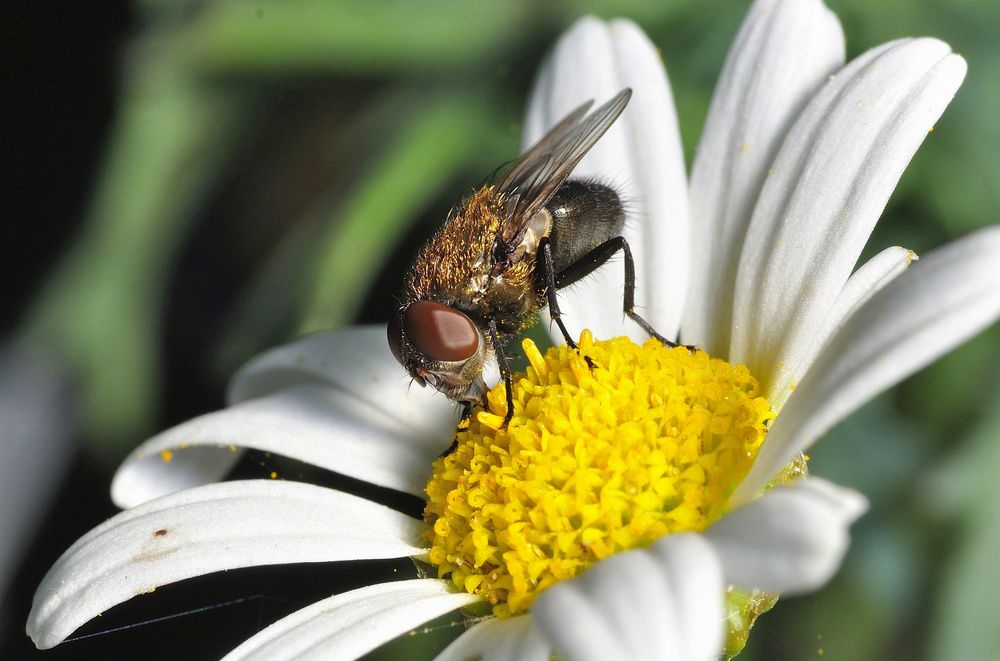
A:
405 186 542 319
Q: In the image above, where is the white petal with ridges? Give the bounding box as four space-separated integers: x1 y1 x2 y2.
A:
112 384 446 507
228 326 459 437
27 480 425 649
730 38 966 398
733 227 1000 505
684 0 845 355
532 533 723 661
708 478 867 594
643 534 729 661
525 16 689 342
774 245 917 410
435 616 549 661
222 579 478 661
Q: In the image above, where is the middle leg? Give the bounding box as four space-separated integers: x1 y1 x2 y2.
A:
539 237 579 349
554 236 687 348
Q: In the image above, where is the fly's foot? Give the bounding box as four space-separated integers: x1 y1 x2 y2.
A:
661 337 698 353
439 438 459 457
642 326 697 354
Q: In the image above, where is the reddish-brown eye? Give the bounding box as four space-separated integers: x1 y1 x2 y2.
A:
404 301 479 362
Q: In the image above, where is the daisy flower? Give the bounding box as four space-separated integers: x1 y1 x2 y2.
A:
27 1 1000 659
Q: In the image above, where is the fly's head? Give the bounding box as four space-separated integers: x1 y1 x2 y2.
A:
387 300 488 404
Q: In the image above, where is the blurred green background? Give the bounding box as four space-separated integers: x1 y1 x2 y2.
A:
3 0 999 659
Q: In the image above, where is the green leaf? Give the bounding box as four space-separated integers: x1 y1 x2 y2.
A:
18 53 250 458
175 0 531 76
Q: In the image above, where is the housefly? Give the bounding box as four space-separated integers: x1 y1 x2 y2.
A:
387 88 678 428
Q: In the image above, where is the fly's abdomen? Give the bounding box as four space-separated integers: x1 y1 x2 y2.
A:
545 180 625 275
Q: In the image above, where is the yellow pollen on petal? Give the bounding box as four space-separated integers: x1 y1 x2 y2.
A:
423 331 774 617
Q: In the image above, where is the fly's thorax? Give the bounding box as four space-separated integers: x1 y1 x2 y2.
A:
405 186 507 305
481 259 547 331
491 207 552 275
405 184 551 334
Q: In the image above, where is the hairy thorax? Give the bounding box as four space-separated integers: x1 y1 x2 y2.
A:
405 187 547 332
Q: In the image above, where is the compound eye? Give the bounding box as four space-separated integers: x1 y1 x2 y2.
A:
387 310 406 366
404 301 480 362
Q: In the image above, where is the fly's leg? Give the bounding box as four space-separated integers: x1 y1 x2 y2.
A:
487 318 515 429
439 402 473 457
554 236 694 350
539 238 578 349
539 237 598 368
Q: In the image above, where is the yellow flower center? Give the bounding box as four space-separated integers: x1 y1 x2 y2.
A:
423 330 774 616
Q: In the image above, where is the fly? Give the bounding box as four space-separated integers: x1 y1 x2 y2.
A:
387 88 680 428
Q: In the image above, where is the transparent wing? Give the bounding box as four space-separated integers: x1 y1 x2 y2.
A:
495 99 593 196
496 88 631 246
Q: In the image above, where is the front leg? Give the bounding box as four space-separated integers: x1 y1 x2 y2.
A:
487 317 515 429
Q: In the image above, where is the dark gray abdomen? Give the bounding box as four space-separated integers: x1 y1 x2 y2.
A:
546 180 625 275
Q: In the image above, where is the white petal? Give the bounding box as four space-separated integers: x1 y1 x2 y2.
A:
0 349 74 603
222 579 478 661
112 384 445 508
525 17 689 342
228 325 459 437
733 227 1000 505
435 616 549 661
532 533 724 661
707 477 867 595
113 325 460 509
683 0 845 355
27 480 424 649
774 245 916 409
643 534 729 661
730 38 966 398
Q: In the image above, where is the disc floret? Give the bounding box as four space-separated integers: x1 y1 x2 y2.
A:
424 330 774 616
